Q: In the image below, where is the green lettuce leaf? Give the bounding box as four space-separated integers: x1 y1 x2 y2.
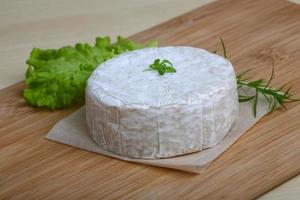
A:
24 36 157 109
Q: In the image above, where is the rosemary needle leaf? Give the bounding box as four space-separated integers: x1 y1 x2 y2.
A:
236 69 253 79
220 37 227 59
239 95 255 102
253 89 258 117
247 79 264 87
264 63 275 89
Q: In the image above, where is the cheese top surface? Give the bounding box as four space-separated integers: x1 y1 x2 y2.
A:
88 47 235 108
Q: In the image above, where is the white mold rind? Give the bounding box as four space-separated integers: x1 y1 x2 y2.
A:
86 47 239 159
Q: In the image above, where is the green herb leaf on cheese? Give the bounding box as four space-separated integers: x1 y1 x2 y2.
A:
144 59 176 76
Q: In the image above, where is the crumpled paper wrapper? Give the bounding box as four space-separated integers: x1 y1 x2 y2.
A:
46 95 269 174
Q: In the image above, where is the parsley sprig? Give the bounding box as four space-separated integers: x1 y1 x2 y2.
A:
219 37 298 117
144 59 176 75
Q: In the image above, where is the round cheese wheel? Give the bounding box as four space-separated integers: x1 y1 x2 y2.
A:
86 47 239 159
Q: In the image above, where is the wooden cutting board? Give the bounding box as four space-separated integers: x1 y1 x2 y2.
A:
1 0 300 199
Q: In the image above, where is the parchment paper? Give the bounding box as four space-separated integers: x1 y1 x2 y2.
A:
46 95 269 174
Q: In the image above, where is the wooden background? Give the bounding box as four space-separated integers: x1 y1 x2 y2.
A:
0 0 214 90
1 0 300 199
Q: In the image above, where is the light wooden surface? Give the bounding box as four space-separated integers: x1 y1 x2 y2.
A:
1 0 300 199
0 0 214 90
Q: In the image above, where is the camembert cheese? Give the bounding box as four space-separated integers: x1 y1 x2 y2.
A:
86 47 239 159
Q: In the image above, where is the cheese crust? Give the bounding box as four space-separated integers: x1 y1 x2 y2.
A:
86 47 239 159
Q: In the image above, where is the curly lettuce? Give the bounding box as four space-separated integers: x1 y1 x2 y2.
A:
24 36 157 109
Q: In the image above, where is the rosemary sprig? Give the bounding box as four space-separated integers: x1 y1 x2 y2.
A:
144 59 176 76
219 37 298 117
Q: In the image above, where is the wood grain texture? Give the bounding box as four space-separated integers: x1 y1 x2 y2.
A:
1 0 300 199
0 0 214 90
